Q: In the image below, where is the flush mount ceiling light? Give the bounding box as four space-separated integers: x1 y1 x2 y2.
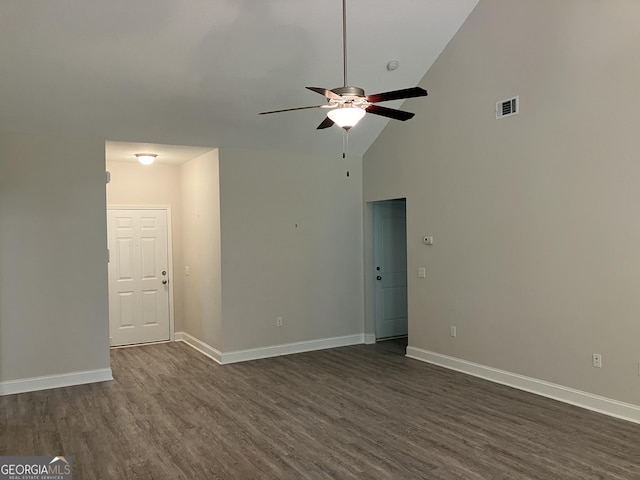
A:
135 153 157 165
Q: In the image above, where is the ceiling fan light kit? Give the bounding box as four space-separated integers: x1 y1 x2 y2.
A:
260 0 428 144
327 105 366 130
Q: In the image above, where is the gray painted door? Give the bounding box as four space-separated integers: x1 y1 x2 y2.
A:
373 200 408 340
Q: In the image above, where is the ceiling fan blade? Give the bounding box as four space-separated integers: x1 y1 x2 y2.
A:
365 104 415 121
316 117 335 130
259 105 325 115
306 87 342 101
366 87 428 104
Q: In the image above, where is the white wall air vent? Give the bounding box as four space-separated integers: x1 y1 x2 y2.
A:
496 96 519 119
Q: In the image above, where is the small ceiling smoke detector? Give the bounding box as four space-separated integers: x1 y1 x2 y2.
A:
386 60 400 71
135 153 157 165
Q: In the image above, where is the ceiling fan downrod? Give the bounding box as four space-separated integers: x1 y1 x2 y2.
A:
342 0 348 88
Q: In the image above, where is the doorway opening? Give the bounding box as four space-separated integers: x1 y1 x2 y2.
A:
372 199 408 344
105 140 220 352
107 206 174 347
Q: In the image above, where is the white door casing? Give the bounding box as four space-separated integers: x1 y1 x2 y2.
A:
107 208 171 346
373 200 408 340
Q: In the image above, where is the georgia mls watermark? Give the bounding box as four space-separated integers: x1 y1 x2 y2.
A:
0 456 72 480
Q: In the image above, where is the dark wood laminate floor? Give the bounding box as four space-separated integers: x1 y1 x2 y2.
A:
2 339 640 479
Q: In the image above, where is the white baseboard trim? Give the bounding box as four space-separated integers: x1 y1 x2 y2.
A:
0 368 113 396
175 331 223 364
176 331 366 365
364 333 377 345
221 334 365 364
406 346 640 425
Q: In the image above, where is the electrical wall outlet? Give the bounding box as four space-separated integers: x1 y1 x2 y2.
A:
276 317 283 327
450 326 457 337
592 353 602 368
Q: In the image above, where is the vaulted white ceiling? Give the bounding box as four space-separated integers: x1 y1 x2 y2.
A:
0 0 478 158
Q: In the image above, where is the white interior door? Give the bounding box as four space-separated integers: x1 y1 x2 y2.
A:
107 209 170 346
374 200 408 340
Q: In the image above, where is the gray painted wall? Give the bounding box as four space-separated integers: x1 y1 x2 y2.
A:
364 0 640 405
0 132 110 381
219 148 364 352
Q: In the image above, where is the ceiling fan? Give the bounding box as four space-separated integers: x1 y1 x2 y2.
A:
259 0 428 133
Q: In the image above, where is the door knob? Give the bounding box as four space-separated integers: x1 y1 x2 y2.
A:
376 276 382 281
162 280 168 285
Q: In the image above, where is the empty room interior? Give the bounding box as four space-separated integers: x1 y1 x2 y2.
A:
1 0 640 478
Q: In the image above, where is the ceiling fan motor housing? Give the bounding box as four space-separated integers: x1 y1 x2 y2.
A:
332 86 366 98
